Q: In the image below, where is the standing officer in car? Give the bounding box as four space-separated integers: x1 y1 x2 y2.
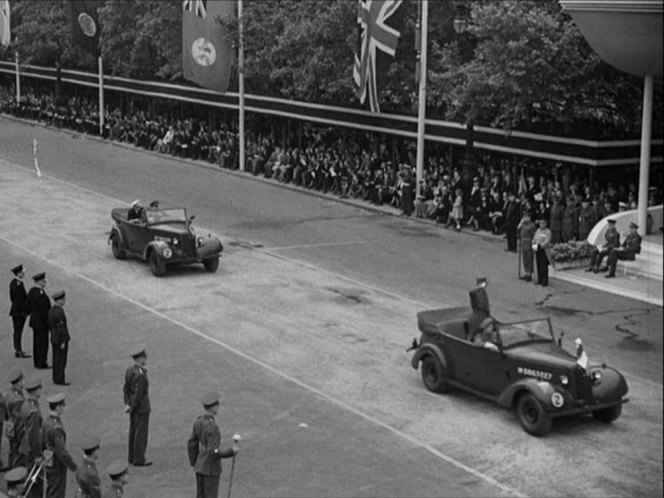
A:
48 291 71 386
27 273 51 369
9 264 31 359
42 393 78 498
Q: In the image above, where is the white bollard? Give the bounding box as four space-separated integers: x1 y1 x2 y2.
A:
32 138 42 178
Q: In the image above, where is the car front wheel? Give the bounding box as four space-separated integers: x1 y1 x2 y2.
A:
148 251 167 277
592 403 622 424
203 257 219 273
421 354 449 394
517 393 552 437
110 234 126 260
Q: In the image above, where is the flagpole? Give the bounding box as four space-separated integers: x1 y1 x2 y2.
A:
14 51 20 101
415 0 428 199
98 55 104 136
238 0 245 172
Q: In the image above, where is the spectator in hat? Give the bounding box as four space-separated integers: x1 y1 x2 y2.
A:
533 218 552 286
518 211 537 282
2 370 26 470
9 264 31 359
466 177 482 231
123 348 151 467
3 466 28 498
605 222 642 278
27 272 51 369
103 460 129 498
586 219 621 273
75 437 102 498
42 393 77 498
19 377 44 498
48 291 71 386
188 392 239 498
488 191 504 235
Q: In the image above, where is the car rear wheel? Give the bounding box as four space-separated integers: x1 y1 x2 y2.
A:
110 234 126 260
203 257 219 273
592 404 622 424
148 251 167 277
421 355 449 394
517 393 552 437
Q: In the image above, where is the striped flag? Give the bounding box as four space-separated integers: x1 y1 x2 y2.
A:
0 0 10 47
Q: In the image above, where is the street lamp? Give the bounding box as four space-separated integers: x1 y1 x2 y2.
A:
453 2 469 35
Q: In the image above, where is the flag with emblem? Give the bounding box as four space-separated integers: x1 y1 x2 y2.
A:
182 0 234 93
575 338 588 370
70 0 101 56
0 0 10 47
353 0 404 114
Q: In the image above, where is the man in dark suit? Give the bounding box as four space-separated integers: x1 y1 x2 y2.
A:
504 192 520 252
9 264 31 359
605 222 643 278
188 393 238 498
123 348 151 467
48 291 71 386
27 273 51 369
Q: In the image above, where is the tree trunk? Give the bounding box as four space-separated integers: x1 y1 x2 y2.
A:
55 62 62 105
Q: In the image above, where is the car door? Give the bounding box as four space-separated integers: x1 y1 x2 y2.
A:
122 220 152 254
456 342 506 395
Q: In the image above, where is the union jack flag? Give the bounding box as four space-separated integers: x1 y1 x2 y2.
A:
183 0 207 19
353 0 403 114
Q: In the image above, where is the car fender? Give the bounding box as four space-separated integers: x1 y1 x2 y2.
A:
196 235 223 260
497 377 556 409
411 343 448 372
108 226 125 247
143 240 171 261
589 365 629 402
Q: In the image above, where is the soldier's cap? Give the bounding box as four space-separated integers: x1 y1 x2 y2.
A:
202 392 220 408
80 436 101 452
4 466 27 484
46 393 66 405
107 459 129 478
130 347 147 359
8 368 23 384
24 376 42 391
607 219 617 224
629 221 638 229
475 277 487 287
131 199 141 208
11 264 24 275
32 272 46 282
52 290 66 301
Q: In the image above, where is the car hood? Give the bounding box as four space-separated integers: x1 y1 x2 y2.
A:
506 341 578 370
149 223 190 235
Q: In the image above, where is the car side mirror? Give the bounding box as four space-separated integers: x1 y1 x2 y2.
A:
189 215 196 222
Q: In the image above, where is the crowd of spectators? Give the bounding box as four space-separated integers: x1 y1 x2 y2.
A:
1 86 661 244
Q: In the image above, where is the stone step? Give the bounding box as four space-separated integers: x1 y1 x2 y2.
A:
617 241 663 280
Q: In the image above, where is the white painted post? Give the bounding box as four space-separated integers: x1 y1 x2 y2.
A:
637 74 653 235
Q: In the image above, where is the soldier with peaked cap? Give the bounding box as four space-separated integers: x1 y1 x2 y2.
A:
586 219 621 273
18 377 44 498
605 221 643 278
2 369 27 469
188 393 239 498
27 272 51 369
42 393 77 498
75 437 102 498
123 347 151 466
48 291 71 386
3 466 28 497
103 460 129 498
9 264 31 359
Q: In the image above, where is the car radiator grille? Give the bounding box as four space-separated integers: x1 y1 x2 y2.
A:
574 369 594 401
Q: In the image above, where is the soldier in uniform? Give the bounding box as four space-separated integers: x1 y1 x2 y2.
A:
577 199 597 241
533 218 552 287
27 272 51 369
9 264 31 359
48 291 71 386
42 393 77 498
605 222 643 278
561 196 579 242
123 347 151 466
586 219 621 273
103 460 129 498
503 192 520 252
3 466 28 498
518 211 537 282
188 393 239 498
2 370 26 469
19 377 44 498
75 437 102 498
549 197 564 244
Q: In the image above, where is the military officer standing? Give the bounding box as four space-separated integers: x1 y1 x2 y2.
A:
75 437 102 498
103 460 129 498
518 211 537 282
3 466 28 498
48 291 71 385
188 393 239 498
2 370 26 469
18 377 44 498
9 264 31 359
42 393 78 498
123 348 151 466
27 273 51 369
533 218 553 287
577 199 597 241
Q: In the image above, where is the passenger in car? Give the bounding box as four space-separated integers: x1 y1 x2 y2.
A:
472 317 499 351
127 200 145 223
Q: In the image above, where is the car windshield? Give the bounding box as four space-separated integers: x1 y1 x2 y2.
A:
497 318 554 348
146 208 187 225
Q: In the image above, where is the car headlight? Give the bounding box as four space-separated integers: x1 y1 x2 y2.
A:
551 392 564 408
172 238 179 246
559 374 569 386
162 248 173 259
591 370 602 381
197 237 204 247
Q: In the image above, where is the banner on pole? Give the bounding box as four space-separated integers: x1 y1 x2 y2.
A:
182 0 234 93
70 0 101 56
0 0 10 47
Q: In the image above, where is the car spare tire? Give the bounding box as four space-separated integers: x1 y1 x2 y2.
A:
421 354 450 394
148 251 167 277
517 393 552 437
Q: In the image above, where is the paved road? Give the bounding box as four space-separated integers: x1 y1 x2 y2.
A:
0 116 662 497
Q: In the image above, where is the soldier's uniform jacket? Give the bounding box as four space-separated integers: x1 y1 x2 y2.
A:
187 414 234 476
102 483 124 498
123 365 151 414
549 203 564 231
9 277 29 318
27 286 51 329
19 398 42 459
578 205 596 238
48 304 70 345
42 414 77 474
603 227 621 250
76 459 101 498
518 220 537 244
2 387 26 441
620 232 642 256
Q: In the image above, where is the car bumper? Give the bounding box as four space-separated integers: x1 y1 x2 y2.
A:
548 398 629 418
